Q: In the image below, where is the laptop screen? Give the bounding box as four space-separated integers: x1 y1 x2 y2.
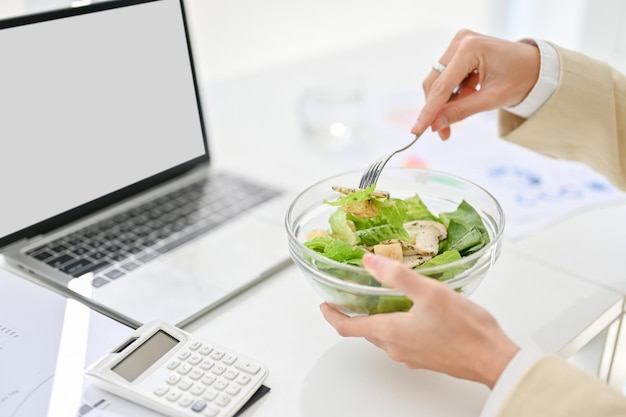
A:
0 0 207 247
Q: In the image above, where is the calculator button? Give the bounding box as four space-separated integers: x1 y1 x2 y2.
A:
222 354 237 365
199 359 214 371
202 390 218 401
234 360 261 375
178 379 193 391
203 406 219 417
223 370 238 380
213 380 228 391
176 364 193 375
188 355 202 365
189 341 202 351
225 385 241 396
209 350 225 360
166 374 181 385
191 399 207 412
198 345 213 356
177 351 191 360
190 385 206 396
179 395 194 407
200 375 216 386
166 390 181 402
153 385 169 396
189 369 204 380
211 365 226 376
236 374 251 385
166 360 180 370
215 394 231 407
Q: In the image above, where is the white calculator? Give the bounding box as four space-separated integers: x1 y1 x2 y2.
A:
85 321 269 417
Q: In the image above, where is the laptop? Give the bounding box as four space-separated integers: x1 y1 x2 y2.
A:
0 0 292 328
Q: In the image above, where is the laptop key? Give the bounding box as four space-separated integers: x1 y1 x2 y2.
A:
91 277 110 287
90 251 107 260
121 262 140 271
33 251 54 261
62 259 96 277
46 254 75 269
50 244 68 253
105 269 125 280
109 252 129 262
71 246 90 255
76 261 112 276
137 252 158 263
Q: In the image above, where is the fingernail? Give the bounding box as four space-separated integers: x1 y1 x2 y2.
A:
411 118 423 135
431 115 449 132
362 252 384 269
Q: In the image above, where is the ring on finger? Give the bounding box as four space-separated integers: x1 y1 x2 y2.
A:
432 61 446 73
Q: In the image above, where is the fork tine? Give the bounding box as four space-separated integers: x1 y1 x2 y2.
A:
365 163 380 187
369 160 385 186
359 161 378 188
358 170 370 189
358 173 369 189
359 157 385 189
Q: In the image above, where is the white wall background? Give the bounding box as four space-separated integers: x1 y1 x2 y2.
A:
493 0 626 74
1 0 625 79
181 0 495 82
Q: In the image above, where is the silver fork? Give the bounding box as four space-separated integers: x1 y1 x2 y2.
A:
358 76 471 189
358 132 423 189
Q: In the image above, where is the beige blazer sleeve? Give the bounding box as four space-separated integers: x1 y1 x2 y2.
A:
496 46 626 416
498 43 626 191
496 354 626 417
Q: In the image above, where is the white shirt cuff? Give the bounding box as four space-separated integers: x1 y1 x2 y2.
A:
479 348 544 417
504 39 560 119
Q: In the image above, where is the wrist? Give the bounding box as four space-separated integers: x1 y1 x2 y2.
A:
504 39 559 118
479 339 520 389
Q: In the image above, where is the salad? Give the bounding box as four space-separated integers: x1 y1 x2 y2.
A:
304 184 491 284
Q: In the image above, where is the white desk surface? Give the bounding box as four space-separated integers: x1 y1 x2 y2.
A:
506 200 626 294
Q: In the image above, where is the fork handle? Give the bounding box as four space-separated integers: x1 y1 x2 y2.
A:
395 132 423 154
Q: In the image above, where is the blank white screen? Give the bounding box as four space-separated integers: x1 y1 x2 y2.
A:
0 0 206 239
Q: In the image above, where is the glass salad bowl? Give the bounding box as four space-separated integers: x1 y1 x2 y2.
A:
285 167 505 316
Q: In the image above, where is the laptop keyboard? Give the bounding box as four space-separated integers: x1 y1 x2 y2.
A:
26 173 281 288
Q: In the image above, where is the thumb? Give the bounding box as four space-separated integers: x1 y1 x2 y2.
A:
362 253 436 300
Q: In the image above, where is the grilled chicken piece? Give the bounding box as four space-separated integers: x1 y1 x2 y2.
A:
306 229 329 240
403 254 433 268
404 220 447 257
373 241 403 261
377 238 432 256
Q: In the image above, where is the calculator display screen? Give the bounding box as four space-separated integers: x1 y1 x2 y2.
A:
112 330 179 382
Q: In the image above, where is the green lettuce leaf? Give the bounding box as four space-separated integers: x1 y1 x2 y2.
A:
325 185 408 231
355 224 410 246
417 250 463 281
439 200 490 255
324 184 379 207
304 236 365 266
329 208 360 245
403 194 439 222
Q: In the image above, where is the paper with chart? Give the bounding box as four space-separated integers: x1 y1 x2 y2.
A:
0 265 161 417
